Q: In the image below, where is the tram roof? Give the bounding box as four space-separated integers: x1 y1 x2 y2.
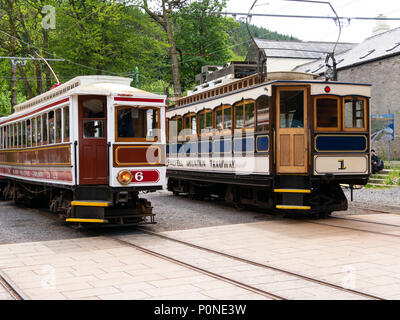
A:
4 76 165 121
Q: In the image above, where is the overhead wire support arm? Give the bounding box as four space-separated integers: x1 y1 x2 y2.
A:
216 12 400 21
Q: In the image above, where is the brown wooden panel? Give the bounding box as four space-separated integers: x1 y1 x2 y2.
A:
0 144 71 166
279 134 290 167
294 134 305 166
113 145 164 167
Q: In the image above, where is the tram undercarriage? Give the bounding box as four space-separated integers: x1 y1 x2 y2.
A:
167 174 360 217
1 179 157 225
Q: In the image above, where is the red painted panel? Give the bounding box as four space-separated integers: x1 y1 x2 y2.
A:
129 170 160 183
114 97 164 104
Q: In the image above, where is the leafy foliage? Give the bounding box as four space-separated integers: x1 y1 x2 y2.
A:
0 0 299 112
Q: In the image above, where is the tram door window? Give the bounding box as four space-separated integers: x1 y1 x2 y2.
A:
276 88 308 174
279 91 304 128
79 96 108 185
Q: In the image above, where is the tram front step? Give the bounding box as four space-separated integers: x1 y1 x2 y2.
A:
273 189 311 194
276 205 311 210
69 200 111 222
71 200 111 207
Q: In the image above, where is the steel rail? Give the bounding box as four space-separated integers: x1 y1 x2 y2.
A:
135 228 383 300
0 270 27 300
109 237 285 300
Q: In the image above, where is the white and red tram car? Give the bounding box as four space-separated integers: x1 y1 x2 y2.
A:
0 76 167 224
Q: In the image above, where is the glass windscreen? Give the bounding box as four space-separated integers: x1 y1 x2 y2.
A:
117 107 159 140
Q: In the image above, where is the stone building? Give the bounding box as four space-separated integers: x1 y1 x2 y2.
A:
294 28 400 159
246 38 356 72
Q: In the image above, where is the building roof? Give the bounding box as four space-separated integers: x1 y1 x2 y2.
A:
253 38 357 59
294 27 400 74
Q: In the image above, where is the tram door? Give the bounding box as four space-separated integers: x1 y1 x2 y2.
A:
78 95 108 185
276 87 308 174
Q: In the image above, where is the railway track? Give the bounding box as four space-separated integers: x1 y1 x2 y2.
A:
105 228 385 300
0 270 26 300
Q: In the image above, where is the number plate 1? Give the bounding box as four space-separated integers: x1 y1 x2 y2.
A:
129 170 160 183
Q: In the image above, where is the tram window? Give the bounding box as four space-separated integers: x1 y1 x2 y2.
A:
256 96 270 132
168 118 178 141
49 111 55 144
216 109 223 129
22 122 26 147
234 101 255 130
215 106 232 131
83 120 105 138
344 97 366 129
64 106 70 142
116 106 160 141
56 109 62 142
32 118 37 146
184 114 196 135
198 110 213 134
37 116 41 145
83 98 105 118
224 107 232 129
42 113 48 145
27 120 32 147
315 97 339 130
279 90 304 128
245 103 255 128
235 105 244 128
19 122 23 147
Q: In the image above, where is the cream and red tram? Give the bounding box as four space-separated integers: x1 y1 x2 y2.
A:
166 72 371 216
0 76 166 224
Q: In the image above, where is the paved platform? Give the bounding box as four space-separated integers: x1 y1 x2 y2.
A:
0 236 268 300
2 214 400 300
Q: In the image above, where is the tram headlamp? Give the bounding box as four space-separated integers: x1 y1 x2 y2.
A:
117 170 133 185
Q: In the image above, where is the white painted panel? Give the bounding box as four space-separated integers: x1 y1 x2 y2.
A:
314 155 368 175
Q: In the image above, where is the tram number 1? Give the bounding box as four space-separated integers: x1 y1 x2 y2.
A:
338 159 347 170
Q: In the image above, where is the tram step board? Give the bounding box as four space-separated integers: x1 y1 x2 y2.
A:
71 201 111 207
66 218 108 223
274 189 311 194
276 205 311 210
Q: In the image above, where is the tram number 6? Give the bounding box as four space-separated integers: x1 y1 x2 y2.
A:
134 172 144 182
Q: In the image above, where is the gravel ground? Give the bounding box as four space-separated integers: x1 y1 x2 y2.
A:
0 201 89 244
343 186 400 207
1 186 399 243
